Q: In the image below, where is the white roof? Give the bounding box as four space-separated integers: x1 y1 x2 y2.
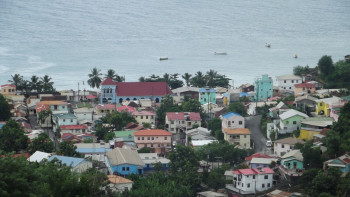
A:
301 117 334 127
276 74 302 80
315 96 342 105
191 140 217 146
171 86 200 93
139 153 170 164
279 109 308 120
74 107 94 113
250 157 278 164
281 150 303 161
28 151 51 162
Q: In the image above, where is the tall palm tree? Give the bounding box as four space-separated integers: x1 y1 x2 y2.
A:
30 75 42 93
182 73 192 86
41 75 55 93
192 71 206 87
139 76 145 82
88 67 102 88
105 69 116 80
8 74 23 91
115 75 125 82
206 69 218 88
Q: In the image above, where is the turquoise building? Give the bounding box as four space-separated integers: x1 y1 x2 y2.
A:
254 74 273 102
106 148 145 175
280 150 304 170
199 88 216 105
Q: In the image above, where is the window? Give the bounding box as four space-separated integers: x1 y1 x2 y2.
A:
320 103 323 106
253 175 256 179
122 167 125 171
146 116 148 119
141 116 143 119
152 137 154 140
70 119 73 122
247 183 250 188
171 128 174 131
171 121 174 124
268 183 271 187
262 184 265 188
164 137 167 140
242 183 244 187
148 137 150 140
158 144 160 147
286 121 289 124
264 175 268 179
282 144 285 148
292 80 294 83
182 120 185 124
151 144 153 147
63 119 66 122
296 80 298 83
239 121 242 125
289 87 292 89
126 167 129 171
293 121 297 124
244 135 247 138
138 137 140 140
142 137 144 140
284 80 286 83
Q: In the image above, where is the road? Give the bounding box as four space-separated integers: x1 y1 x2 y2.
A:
28 114 59 150
245 115 272 155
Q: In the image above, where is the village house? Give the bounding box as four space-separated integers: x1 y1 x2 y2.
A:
28 151 52 163
165 112 201 143
139 153 170 171
221 112 245 129
254 74 273 102
226 167 275 194
95 104 117 115
105 148 145 175
323 154 350 176
134 129 172 155
0 84 16 96
185 127 215 145
52 113 78 132
273 137 305 157
131 110 156 127
73 107 94 122
199 88 216 105
191 140 217 150
60 124 88 135
75 143 111 162
268 102 290 119
276 74 303 92
106 175 133 193
294 95 317 113
112 130 137 148
250 158 278 169
99 78 172 104
274 109 309 134
294 83 316 97
223 128 251 148
48 155 92 173
315 96 342 116
279 150 304 176
299 117 334 140
171 86 199 103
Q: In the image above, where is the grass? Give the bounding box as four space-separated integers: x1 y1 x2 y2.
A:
77 102 93 108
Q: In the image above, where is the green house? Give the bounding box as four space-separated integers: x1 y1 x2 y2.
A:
199 88 216 105
280 150 304 170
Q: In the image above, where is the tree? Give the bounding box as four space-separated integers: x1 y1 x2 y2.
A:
182 73 192 86
0 119 29 153
142 122 151 129
0 94 11 121
191 71 206 87
87 67 102 88
208 118 222 136
227 102 247 116
40 75 55 93
156 94 181 127
301 141 323 169
215 130 224 141
105 69 124 82
138 147 151 153
30 75 42 92
101 111 136 131
27 133 54 154
8 74 23 91
57 141 81 157
38 109 52 132
181 98 206 122
206 69 218 88
318 55 334 79
293 65 311 76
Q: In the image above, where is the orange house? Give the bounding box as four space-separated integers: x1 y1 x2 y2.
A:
134 129 172 156
294 83 315 97
0 84 16 96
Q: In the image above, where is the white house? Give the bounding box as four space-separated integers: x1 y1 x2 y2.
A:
28 151 52 163
73 107 94 122
226 167 274 194
221 112 245 129
273 137 305 157
107 175 133 193
276 75 302 92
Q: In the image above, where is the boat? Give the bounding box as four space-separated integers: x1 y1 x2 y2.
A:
265 43 271 48
159 57 168 61
294 54 298 58
214 52 227 55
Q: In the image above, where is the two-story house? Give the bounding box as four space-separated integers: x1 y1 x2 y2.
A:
165 112 201 143
299 117 334 140
199 88 216 105
226 167 274 195
73 107 94 122
294 83 316 97
294 95 317 113
275 109 308 134
53 113 78 133
276 74 302 92
0 84 16 96
105 148 145 175
315 96 342 116
273 137 305 157
254 74 273 102
134 129 172 155
268 102 290 119
171 86 200 103
221 112 245 129
280 150 304 174
131 110 156 127
223 128 251 148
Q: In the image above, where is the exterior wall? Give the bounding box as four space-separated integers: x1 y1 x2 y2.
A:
274 142 294 157
73 161 93 173
58 117 78 126
116 95 163 104
96 108 116 115
224 133 250 148
281 159 303 170
110 163 142 175
222 116 245 129
251 163 269 168
199 91 216 105
50 104 69 112
330 109 340 122
279 115 304 134
0 86 16 96
61 128 87 135
299 129 320 140
134 114 155 126
109 182 133 193
232 173 273 194
239 134 251 148
134 135 171 149
294 87 316 97
74 111 93 122
316 102 330 116
277 78 302 92
166 118 201 133
100 85 117 104
254 75 273 102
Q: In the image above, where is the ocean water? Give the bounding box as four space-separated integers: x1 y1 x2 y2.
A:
0 0 349 90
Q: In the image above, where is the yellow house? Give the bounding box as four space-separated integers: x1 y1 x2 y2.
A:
315 97 341 116
299 117 334 140
0 84 16 96
223 128 251 148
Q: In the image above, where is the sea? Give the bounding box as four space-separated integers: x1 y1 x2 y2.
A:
0 0 349 90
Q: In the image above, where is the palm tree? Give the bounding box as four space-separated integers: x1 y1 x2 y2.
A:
8 74 23 91
88 67 102 88
182 73 192 86
206 69 218 88
105 69 116 79
41 75 55 93
139 76 145 82
30 75 42 93
191 71 206 87
115 75 125 82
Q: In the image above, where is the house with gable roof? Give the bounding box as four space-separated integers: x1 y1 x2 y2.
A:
315 96 342 116
198 88 216 105
134 129 172 155
294 95 317 113
323 154 350 176
223 128 251 148
279 150 304 176
105 148 145 175
165 112 201 143
99 78 172 104
0 84 16 96
48 155 92 173
226 167 275 194
106 175 133 193
221 112 245 129
294 83 316 97
273 109 308 134
276 74 302 92
254 74 273 102
268 102 290 119
273 137 305 157
299 117 334 140
131 110 156 127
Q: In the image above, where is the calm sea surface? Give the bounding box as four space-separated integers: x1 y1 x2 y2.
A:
0 0 349 90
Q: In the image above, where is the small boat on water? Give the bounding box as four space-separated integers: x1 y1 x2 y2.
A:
294 54 298 59
214 52 227 55
159 57 168 61
265 43 271 48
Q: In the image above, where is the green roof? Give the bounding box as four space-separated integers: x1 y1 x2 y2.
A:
342 95 350 101
114 130 137 141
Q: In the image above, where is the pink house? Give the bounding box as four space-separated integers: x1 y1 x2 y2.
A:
134 129 172 155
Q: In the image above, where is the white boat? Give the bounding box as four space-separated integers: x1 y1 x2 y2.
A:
214 52 227 55
159 57 168 61
265 43 271 48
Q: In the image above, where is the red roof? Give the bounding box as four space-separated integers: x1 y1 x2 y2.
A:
96 104 117 110
60 125 88 130
115 82 172 96
134 129 172 136
245 153 271 161
2 153 30 158
101 78 117 85
132 111 156 116
166 112 201 121
233 167 274 175
1 84 16 88
36 103 50 112
294 83 315 88
117 106 135 112
86 95 96 99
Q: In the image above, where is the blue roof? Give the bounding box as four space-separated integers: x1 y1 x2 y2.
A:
76 148 111 154
222 112 241 119
48 155 85 167
199 88 216 93
240 92 250 97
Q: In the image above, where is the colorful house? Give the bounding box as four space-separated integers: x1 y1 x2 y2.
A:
315 96 342 116
0 84 16 96
323 154 350 175
60 125 88 135
52 113 78 132
106 148 145 175
139 153 170 171
131 110 156 127
134 129 172 155
99 78 172 104
276 74 302 92
223 128 251 148
276 109 308 134
280 150 304 171
199 88 216 105
221 112 245 129
268 102 290 119
250 158 278 169
106 175 133 193
299 117 334 140
165 112 201 143
294 95 317 113
48 155 92 173
254 74 273 102
273 137 305 157
95 104 117 115
294 83 316 97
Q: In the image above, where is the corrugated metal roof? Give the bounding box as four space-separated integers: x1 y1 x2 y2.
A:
48 155 85 167
222 112 241 119
106 148 144 167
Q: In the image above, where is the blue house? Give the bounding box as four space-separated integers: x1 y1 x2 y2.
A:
106 148 145 175
52 113 78 132
100 78 172 104
254 74 273 102
139 153 170 171
324 154 350 175
199 88 216 105
48 155 92 172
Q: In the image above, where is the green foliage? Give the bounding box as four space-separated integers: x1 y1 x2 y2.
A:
105 69 125 82
0 119 28 153
208 118 222 136
215 130 224 141
142 122 151 129
88 67 102 88
140 73 184 89
0 94 11 121
293 65 312 76
293 142 304 150
269 130 276 141
77 102 93 108
293 130 300 138
57 141 81 157
156 95 181 127
192 123 199 129
40 75 55 93
27 133 54 154
94 123 110 140
227 102 247 116
153 162 163 171
100 111 136 131
138 147 151 153
269 161 276 168
318 55 334 79
104 132 115 142
300 141 323 169
233 163 249 170
83 138 93 143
